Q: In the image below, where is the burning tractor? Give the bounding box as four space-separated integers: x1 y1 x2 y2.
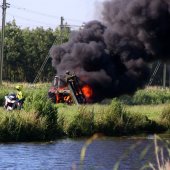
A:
48 71 92 104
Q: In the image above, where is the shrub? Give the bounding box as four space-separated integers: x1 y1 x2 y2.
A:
0 83 62 141
119 87 170 105
94 99 128 135
64 106 94 137
94 98 163 135
21 85 61 140
0 111 47 142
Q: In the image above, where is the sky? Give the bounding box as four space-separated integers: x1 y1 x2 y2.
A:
1 0 105 30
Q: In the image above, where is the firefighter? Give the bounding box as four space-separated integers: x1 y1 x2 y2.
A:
15 85 24 109
15 85 23 99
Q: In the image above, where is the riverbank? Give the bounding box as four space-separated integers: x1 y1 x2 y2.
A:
0 101 169 142
56 102 168 137
0 83 170 142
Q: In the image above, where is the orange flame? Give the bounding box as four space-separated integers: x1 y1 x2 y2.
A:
82 85 93 99
56 86 72 104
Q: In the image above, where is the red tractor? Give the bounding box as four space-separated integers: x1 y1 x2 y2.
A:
48 71 87 104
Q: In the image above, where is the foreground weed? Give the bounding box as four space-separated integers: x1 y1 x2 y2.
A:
76 133 103 170
149 135 170 170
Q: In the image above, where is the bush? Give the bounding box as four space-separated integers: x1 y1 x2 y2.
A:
94 99 128 135
0 111 47 142
64 106 94 137
94 98 162 135
119 87 170 105
0 83 60 140
24 87 62 139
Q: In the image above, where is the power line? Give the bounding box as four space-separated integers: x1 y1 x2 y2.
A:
8 12 57 28
10 5 58 19
7 13 84 29
8 4 86 29
10 5 85 23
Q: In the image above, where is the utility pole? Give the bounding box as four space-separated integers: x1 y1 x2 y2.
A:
163 63 167 88
0 0 10 85
60 16 64 44
60 16 64 30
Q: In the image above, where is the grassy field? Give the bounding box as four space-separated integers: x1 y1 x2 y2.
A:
0 102 168 141
0 82 170 141
125 104 168 120
0 103 165 120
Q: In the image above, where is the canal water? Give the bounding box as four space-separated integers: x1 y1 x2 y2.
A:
0 135 168 170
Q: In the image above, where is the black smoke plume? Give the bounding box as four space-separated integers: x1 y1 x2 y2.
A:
50 0 170 102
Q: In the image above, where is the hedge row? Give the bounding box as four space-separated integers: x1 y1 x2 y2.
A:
119 86 170 105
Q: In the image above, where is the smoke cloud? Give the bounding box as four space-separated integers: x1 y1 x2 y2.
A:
50 0 170 102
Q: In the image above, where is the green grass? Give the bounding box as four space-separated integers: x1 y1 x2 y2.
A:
125 104 168 121
0 83 170 141
57 103 164 122
56 100 167 137
0 101 168 141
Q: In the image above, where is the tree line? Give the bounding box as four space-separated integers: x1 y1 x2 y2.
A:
1 20 69 83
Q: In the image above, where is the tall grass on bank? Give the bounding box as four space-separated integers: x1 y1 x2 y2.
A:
0 83 62 141
58 99 165 137
23 85 62 140
0 99 167 141
0 83 170 141
0 110 47 142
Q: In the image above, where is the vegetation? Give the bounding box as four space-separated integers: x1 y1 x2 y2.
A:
1 20 70 82
1 19 170 170
0 84 170 142
120 86 170 105
0 83 61 142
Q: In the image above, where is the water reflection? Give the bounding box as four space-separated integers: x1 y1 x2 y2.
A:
0 135 169 170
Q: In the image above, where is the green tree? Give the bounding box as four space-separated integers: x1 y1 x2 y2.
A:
4 20 25 81
2 21 70 82
22 27 55 82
